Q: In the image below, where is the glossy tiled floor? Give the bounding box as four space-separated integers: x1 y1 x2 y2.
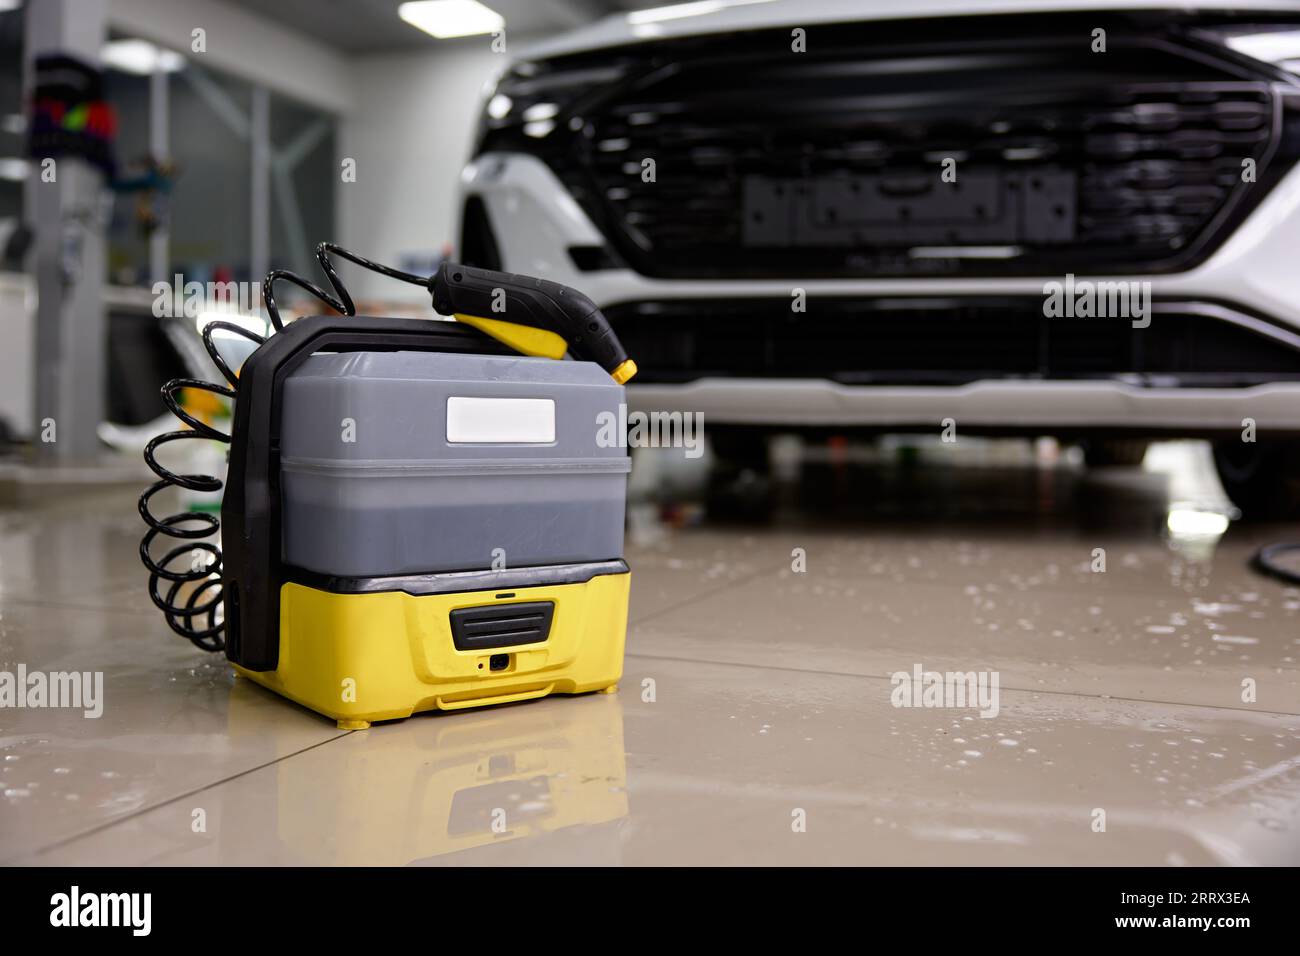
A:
2 441 1298 865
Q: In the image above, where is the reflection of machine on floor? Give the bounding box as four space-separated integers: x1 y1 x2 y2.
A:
262 694 628 865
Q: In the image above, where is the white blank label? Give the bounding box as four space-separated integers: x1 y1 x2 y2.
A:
446 397 555 443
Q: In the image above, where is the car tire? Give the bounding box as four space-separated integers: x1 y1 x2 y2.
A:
1212 440 1300 519
705 427 773 520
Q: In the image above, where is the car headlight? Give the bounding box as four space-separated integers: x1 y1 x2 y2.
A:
474 58 634 153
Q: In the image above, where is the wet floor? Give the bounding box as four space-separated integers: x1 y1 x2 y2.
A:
1 440 1298 865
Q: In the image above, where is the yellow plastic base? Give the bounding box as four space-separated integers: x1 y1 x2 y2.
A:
235 571 629 726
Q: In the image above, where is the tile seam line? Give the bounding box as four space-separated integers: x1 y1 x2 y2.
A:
629 563 782 626
6 567 1291 620
0 560 782 625
622 650 1300 718
18 731 356 862
628 564 1300 611
0 597 170 617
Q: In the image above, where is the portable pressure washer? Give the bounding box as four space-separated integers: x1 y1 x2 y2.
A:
139 244 636 729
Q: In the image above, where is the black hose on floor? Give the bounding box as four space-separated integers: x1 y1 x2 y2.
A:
1251 541 1300 585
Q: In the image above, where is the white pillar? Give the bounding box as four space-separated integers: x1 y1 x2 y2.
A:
149 66 169 282
24 0 109 463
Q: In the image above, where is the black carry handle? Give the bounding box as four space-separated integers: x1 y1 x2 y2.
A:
429 262 637 383
221 315 512 671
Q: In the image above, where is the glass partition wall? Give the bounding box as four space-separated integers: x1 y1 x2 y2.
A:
102 33 337 293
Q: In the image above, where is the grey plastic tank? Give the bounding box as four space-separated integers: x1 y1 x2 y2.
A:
278 350 630 578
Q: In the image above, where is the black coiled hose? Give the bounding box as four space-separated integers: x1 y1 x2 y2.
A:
138 321 263 651
138 242 431 651
262 240 428 334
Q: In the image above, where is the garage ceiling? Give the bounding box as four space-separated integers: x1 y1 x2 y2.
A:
220 0 655 52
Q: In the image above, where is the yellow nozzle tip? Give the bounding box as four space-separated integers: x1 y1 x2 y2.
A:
611 359 637 384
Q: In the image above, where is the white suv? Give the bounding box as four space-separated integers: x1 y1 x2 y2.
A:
458 0 1300 514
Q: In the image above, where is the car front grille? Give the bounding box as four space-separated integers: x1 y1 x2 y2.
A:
479 13 1300 280
589 80 1282 280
